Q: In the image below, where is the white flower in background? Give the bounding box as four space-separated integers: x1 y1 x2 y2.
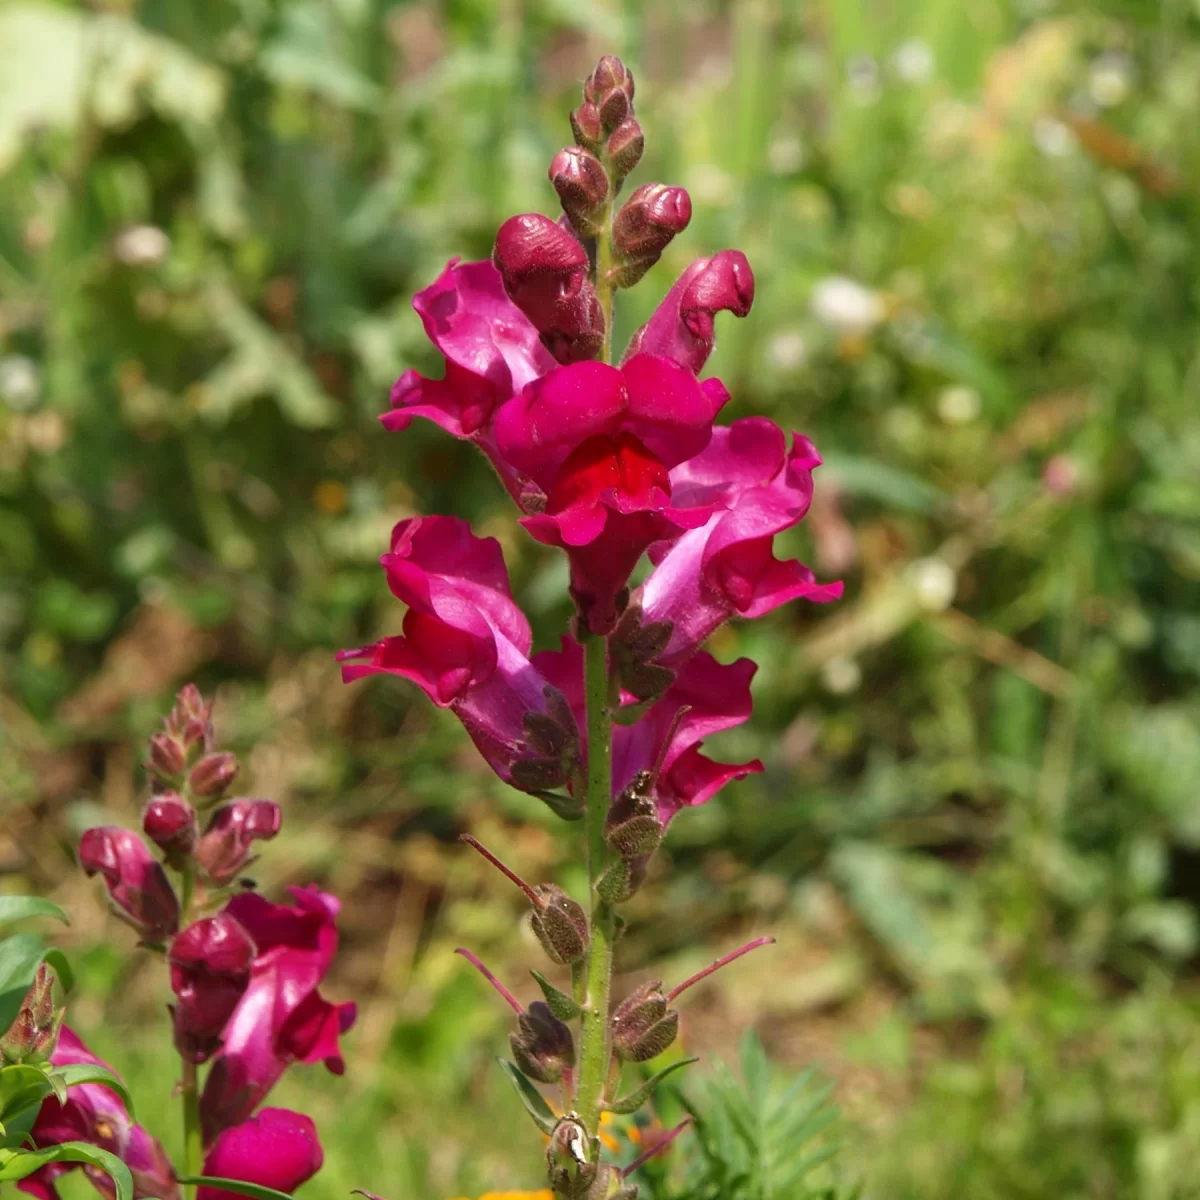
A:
822 656 863 696
908 557 957 613
1032 117 1075 158
811 275 886 335
114 224 170 267
1089 51 1134 108
769 330 808 371
891 38 935 84
0 355 40 412
938 384 982 425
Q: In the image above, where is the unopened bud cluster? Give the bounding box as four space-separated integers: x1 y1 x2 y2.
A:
0 963 63 1065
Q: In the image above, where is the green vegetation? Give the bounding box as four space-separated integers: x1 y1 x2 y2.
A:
3 1 1200 1197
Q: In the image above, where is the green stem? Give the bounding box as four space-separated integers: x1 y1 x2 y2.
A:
574 631 614 1138
595 200 615 364
180 1059 202 1200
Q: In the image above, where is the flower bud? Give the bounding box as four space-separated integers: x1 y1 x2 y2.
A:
0 963 63 1065
546 1116 596 1198
195 799 282 886
610 185 692 290
169 913 257 1063
79 826 180 942
530 884 589 965
612 979 679 1062
550 147 609 238
605 777 663 860
570 102 604 151
584 56 636 134
624 250 755 375
188 751 239 802
607 119 644 187
166 683 214 756
147 731 187 785
493 214 605 365
143 791 197 865
510 1000 575 1084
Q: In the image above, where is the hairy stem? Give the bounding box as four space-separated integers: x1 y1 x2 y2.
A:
574 631 614 1139
177 865 201 1199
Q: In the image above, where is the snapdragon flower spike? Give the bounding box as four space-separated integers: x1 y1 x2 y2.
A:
195 798 282 885
623 249 756 376
339 516 581 793
199 886 356 1142
17 1027 179 1200
385 258 556 506
496 355 731 633
638 418 843 669
78 826 180 942
169 913 258 1063
493 214 605 365
198 1108 323 1200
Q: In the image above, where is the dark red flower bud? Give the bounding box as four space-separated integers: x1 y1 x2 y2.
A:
607 119 644 186
570 102 604 151
79 826 180 942
147 731 187 785
624 249 755 375
0 963 63 1065
530 884 589 966
143 791 197 864
493 214 604 365
169 913 257 1063
550 147 609 237
610 184 692 289
612 979 679 1062
510 1000 575 1084
195 799 282 886
584 56 636 134
189 751 239 802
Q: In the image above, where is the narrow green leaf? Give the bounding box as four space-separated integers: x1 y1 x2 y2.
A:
604 1057 699 1115
178 1177 299 1200
0 899 68 928
0 1141 134 1200
496 1058 558 1136
530 970 580 1020
51 1063 134 1117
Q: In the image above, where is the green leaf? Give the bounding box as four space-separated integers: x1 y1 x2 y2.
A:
0 1065 54 1127
530 970 580 1021
0 899 68 928
0 1141 133 1200
178 1178 300 1200
605 1056 699 1115
50 1063 134 1117
496 1058 558 1136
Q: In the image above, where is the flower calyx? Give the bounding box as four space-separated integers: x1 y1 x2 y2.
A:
610 604 675 712
510 686 583 808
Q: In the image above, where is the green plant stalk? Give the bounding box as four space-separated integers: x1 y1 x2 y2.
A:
574 631 615 1142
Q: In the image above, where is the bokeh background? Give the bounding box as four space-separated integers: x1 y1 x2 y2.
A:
3 0 1200 1197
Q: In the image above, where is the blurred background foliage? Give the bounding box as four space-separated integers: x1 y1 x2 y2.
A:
2 0 1200 1196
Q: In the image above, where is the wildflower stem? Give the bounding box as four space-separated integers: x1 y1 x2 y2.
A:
666 935 777 1002
575 630 615 1141
180 1059 202 1200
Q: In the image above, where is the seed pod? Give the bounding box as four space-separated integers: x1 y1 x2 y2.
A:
510 1001 575 1084
531 884 589 965
612 980 679 1062
606 774 663 860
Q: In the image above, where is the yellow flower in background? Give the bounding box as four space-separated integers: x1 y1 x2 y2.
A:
447 1192 553 1200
